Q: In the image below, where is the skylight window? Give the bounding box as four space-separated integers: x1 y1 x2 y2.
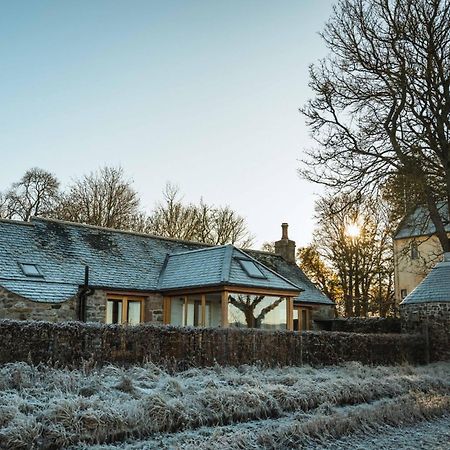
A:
19 263 43 278
237 258 266 279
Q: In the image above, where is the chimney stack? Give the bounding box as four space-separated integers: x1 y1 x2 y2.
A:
275 223 296 264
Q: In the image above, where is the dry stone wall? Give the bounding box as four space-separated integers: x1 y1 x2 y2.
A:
0 320 426 368
401 302 450 362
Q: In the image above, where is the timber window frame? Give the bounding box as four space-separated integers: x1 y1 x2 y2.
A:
106 294 145 325
164 290 295 330
166 294 213 327
293 306 311 331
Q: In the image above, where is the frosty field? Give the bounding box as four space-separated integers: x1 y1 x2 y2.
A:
0 361 448 449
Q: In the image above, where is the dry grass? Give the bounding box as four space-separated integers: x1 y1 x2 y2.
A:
0 361 448 449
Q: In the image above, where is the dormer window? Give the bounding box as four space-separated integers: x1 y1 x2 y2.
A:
19 263 43 278
237 258 267 279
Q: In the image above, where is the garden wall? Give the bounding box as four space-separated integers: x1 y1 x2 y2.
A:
0 320 426 368
401 302 450 362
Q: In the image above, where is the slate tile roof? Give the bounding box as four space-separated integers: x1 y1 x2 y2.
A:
158 245 301 292
401 253 450 304
394 202 449 239
246 250 334 305
0 217 332 305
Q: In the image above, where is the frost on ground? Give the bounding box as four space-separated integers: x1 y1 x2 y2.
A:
0 361 448 449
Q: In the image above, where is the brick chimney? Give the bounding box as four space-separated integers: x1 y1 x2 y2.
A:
274 223 296 264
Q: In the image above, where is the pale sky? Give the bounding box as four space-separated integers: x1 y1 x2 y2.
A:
0 0 335 248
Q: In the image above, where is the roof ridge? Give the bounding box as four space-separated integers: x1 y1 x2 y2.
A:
0 218 34 226
167 244 231 257
246 248 280 257
221 245 234 283
31 217 214 247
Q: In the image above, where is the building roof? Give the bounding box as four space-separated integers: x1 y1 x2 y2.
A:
158 245 301 293
0 217 331 305
401 253 450 304
394 202 449 239
246 250 335 305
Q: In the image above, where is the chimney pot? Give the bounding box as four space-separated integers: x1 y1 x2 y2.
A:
281 223 289 240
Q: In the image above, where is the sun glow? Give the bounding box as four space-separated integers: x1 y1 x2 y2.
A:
345 222 361 238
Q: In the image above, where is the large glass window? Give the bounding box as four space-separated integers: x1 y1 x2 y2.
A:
228 294 287 330
169 293 222 327
106 296 143 325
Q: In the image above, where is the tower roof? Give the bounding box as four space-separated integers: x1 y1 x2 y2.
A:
401 253 450 304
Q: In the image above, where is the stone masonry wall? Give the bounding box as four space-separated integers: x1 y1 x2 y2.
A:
0 320 426 368
0 287 76 322
0 287 164 325
85 290 163 324
144 293 164 324
401 302 450 362
311 304 335 322
85 289 107 322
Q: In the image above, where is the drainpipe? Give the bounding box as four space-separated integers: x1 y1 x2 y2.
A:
77 265 95 322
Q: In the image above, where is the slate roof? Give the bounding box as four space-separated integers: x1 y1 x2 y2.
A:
158 245 301 293
401 253 450 304
394 202 450 239
0 217 332 305
247 250 335 305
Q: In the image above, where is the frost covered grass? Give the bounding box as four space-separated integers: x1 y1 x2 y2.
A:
0 361 448 449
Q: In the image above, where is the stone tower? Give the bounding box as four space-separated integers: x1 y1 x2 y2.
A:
400 252 450 361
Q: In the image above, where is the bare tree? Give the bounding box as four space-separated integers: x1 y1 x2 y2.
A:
261 241 275 252
228 294 284 328
301 0 450 251
54 166 141 229
0 192 8 219
297 245 341 304
309 195 395 317
1 168 60 221
146 183 254 247
145 183 200 240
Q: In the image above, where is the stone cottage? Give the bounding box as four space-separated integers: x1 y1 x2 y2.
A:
0 218 334 330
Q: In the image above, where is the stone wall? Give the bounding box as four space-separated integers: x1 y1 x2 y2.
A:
0 287 76 322
310 304 335 323
0 320 426 368
0 288 164 325
401 302 450 362
143 293 164 324
85 290 107 322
